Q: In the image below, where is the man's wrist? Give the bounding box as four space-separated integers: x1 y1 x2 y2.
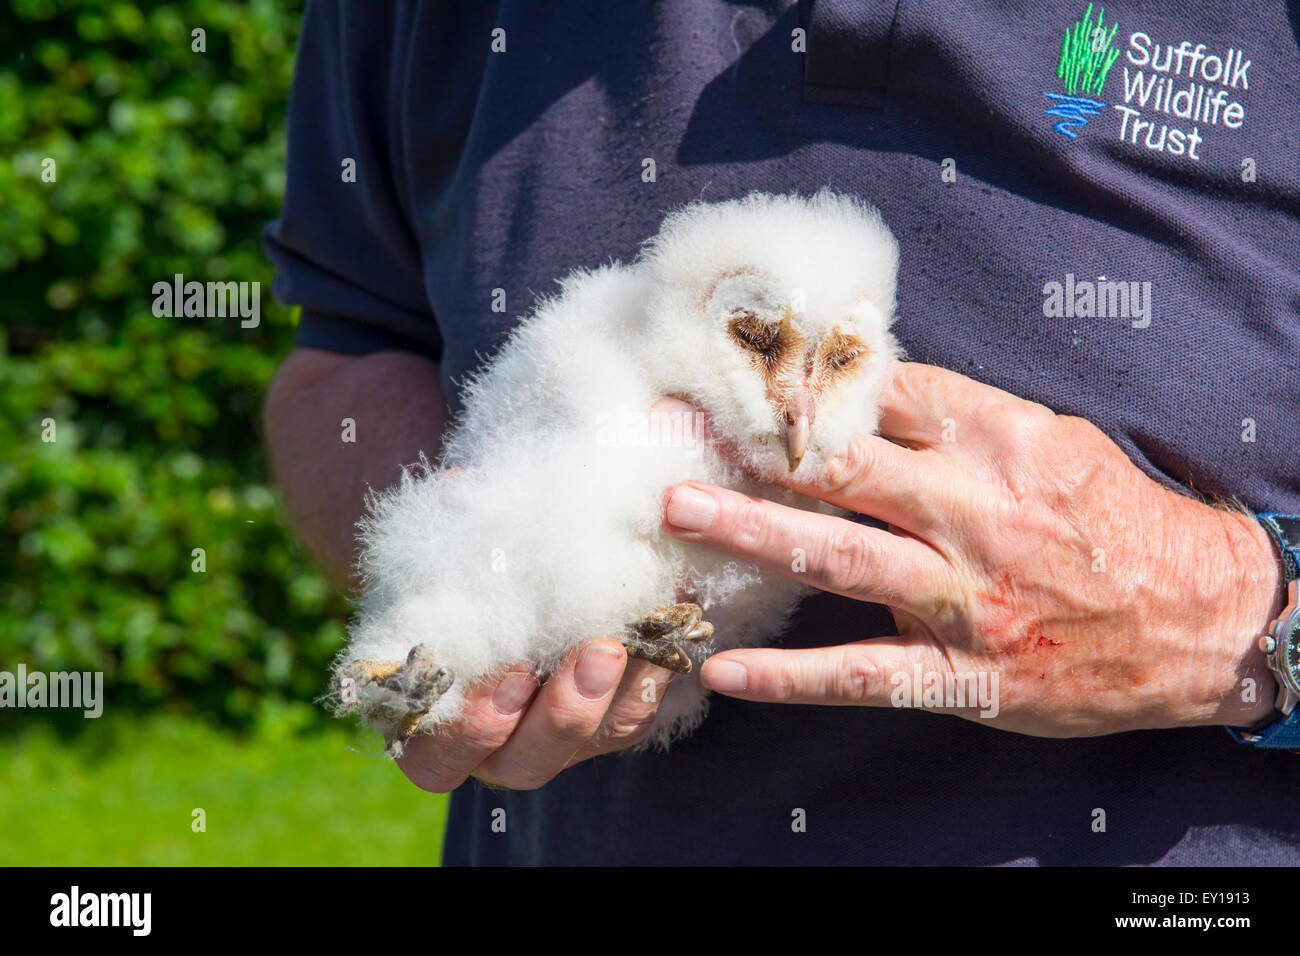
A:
1207 510 1285 727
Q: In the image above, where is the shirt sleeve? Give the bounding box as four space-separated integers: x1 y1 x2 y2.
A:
262 0 444 360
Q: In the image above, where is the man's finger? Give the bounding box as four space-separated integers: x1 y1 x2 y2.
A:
395 668 538 793
778 430 955 534
877 362 1018 449
663 482 950 614
699 637 944 707
474 639 627 790
568 659 673 763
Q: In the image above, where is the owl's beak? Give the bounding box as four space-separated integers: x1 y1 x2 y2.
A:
786 415 810 472
783 387 815 472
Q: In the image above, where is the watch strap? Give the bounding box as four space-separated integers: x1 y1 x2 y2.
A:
1257 512 1300 583
1227 707 1300 750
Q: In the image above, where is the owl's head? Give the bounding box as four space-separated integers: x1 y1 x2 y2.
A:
639 189 900 479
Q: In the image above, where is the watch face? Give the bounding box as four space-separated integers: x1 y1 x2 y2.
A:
1283 613 1300 697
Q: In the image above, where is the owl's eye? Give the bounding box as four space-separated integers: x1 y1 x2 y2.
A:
820 331 868 375
728 312 780 357
826 347 860 372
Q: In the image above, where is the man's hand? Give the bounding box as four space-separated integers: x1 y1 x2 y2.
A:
395 644 674 792
662 362 1284 737
265 350 681 790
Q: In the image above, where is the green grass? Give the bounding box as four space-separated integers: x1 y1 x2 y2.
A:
0 713 449 865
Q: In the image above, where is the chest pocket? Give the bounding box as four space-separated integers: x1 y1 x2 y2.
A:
800 0 901 108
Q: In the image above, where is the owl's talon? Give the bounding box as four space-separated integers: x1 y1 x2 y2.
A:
685 622 714 642
623 603 713 674
335 645 455 753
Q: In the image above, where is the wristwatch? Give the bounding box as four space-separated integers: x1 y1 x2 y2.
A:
1227 513 1300 750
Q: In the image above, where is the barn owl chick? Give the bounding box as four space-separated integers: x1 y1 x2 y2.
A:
333 189 901 755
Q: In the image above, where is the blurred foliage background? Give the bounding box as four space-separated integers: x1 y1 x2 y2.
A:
1 0 342 732
0 0 447 863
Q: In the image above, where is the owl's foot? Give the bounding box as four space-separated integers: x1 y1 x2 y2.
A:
335 645 454 757
622 603 714 674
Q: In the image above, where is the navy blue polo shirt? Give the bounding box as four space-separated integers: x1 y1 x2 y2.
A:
265 0 1300 864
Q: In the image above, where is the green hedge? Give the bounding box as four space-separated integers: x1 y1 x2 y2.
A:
0 0 351 733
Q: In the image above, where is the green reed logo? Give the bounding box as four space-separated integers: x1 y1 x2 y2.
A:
1046 3 1121 138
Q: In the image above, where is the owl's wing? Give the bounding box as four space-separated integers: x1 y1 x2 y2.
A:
442 262 657 467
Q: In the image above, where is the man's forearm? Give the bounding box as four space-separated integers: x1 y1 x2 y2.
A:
263 347 451 591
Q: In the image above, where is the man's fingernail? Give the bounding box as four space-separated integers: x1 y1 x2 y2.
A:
491 671 537 715
665 485 719 532
575 644 625 700
704 659 748 693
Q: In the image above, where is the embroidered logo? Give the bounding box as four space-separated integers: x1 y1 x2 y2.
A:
1043 3 1252 161
1045 3 1120 139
